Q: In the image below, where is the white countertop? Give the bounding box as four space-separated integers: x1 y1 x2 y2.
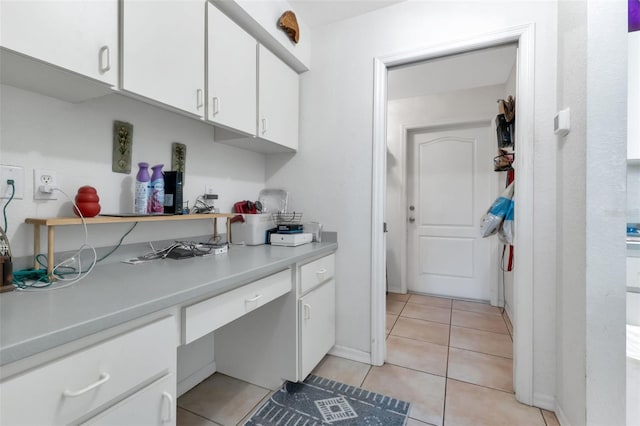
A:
0 242 337 366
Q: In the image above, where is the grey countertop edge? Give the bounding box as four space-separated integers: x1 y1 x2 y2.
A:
0 242 337 367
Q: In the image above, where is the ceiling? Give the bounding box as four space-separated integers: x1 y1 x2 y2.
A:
388 44 518 101
288 0 406 28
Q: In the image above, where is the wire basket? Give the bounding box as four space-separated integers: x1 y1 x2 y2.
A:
272 212 303 225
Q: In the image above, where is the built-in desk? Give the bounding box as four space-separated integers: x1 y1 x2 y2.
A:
0 242 337 425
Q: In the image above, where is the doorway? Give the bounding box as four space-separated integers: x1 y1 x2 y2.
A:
370 24 536 406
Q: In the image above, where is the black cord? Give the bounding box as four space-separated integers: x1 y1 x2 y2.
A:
3 181 15 233
97 222 138 262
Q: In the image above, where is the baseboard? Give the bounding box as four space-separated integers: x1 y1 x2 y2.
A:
177 361 216 397
533 392 555 411
328 345 372 365
504 303 514 323
554 402 571 426
387 285 403 294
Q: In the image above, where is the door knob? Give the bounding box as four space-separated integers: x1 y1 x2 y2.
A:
409 217 415 223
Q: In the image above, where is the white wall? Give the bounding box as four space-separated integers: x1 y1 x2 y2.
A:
629 164 640 222
555 2 587 422
629 31 640 159
266 0 558 402
0 84 267 259
385 84 506 299
583 1 627 423
555 0 627 424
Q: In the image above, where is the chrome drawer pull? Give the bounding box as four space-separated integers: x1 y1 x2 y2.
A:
161 391 174 422
63 372 110 397
304 303 311 320
245 294 263 303
99 45 111 72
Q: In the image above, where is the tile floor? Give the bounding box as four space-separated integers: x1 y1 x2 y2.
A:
176 293 561 426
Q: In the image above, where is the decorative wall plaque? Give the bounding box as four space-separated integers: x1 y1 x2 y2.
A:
171 142 186 176
112 121 133 174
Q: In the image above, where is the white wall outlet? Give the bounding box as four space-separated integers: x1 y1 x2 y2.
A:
0 165 24 200
34 169 58 200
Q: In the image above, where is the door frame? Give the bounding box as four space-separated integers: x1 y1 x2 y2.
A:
401 120 500 305
371 23 535 405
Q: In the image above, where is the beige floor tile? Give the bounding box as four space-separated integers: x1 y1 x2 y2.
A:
177 408 219 426
406 418 432 425
388 292 411 302
237 392 272 426
402 303 451 324
391 317 450 346
177 373 269 425
447 347 513 392
451 310 509 334
362 364 445 426
386 335 448 376
387 313 399 334
452 300 502 316
450 326 513 358
408 294 452 309
444 379 545 426
311 354 371 387
387 300 406 315
541 409 561 426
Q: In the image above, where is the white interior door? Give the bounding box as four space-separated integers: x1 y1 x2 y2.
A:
406 124 495 301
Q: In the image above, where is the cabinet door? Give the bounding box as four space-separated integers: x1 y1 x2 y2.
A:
207 4 257 135
258 46 299 150
83 374 175 426
0 0 118 85
299 279 336 379
122 0 205 117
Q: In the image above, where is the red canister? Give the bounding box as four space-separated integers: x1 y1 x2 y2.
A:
74 186 101 218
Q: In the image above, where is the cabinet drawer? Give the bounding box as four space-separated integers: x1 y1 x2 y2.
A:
300 253 335 294
0 316 175 426
183 269 291 344
83 373 175 425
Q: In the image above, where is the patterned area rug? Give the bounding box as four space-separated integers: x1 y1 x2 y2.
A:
245 375 411 425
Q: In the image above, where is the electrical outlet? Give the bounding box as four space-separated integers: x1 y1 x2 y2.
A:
34 169 58 200
0 165 24 199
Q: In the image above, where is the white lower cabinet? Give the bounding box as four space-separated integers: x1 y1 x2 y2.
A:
213 252 336 389
83 373 175 425
299 279 336 379
0 316 176 426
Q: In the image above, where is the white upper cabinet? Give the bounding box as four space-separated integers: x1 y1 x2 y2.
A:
121 0 205 118
258 46 299 151
207 4 257 135
0 0 118 86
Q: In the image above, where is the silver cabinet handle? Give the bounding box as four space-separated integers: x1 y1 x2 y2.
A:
261 118 268 135
212 97 220 115
161 391 174 422
63 372 110 397
409 217 415 223
99 45 111 72
245 294 263 303
196 89 204 109
304 303 311 320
